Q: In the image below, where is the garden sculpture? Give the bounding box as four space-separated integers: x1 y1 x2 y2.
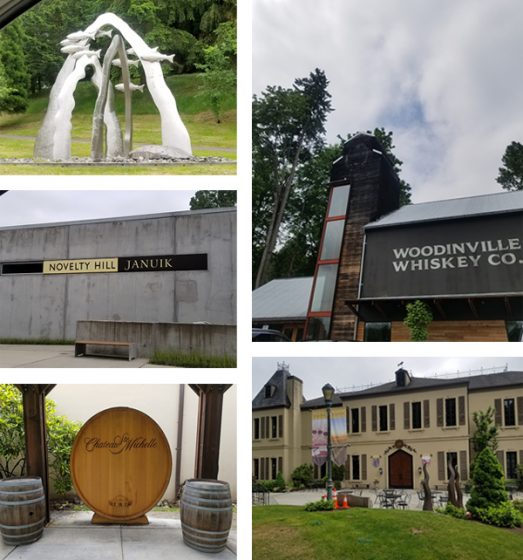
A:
34 12 191 161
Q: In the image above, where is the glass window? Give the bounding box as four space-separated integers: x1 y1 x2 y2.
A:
328 185 351 217
351 408 360 433
253 459 259 480
506 451 518 479
253 418 260 439
364 322 391 342
271 458 277 480
506 321 523 342
412 402 422 429
310 264 338 312
445 398 457 426
320 220 345 260
504 398 516 426
271 416 278 438
306 317 331 340
352 455 360 480
379 405 388 431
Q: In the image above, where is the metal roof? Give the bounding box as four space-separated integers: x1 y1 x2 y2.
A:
252 277 312 321
302 371 523 408
252 368 298 410
366 190 523 230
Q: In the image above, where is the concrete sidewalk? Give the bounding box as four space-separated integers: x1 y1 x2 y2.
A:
0 345 168 368
0 511 236 559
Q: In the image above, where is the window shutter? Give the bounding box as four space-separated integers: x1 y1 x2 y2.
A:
361 406 366 432
459 450 468 481
437 399 443 427
404 402 410 430
278 415 283 438
496 450 504 472
437 451 445 480
517 397 523 426
494 399 502 426
423 400 430 428
345 455 351 480
346 407 350 434
458 396 466 426
371 405 377 431
278 457 283 474
266 417 270 437
389 404 395 430
261 417 266 439
361 454 367 480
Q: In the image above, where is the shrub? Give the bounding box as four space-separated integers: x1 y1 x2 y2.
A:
512 499 523 513
441 504 467 520
404 300 433 341
291 463 314 487
304 499 333 512
273 471 286 492
517 465 523 491
467 448 507 515
474 502 522 528
332 463 345 483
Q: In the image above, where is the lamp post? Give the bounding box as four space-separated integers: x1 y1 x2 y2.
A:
322 383 335 502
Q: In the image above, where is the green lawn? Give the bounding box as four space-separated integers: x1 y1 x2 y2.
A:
0 73 236 174
253 506 523 560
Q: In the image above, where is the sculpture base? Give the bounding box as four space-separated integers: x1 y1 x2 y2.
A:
91 513 149 525
129 144 192 160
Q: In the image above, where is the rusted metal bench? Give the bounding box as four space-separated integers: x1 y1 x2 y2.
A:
74 340 137 361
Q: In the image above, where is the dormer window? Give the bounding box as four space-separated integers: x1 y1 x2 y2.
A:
264 384 276 398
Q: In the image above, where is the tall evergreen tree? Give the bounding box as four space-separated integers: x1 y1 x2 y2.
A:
253 68 333 288
0 21 30 112
497 141 523 191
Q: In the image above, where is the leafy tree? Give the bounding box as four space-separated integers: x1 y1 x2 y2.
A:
467 447 507 515
253 68 333 287
497 141 523 191
403 300 433 341
0 385 82 496
0 21 30 112
471 407 498 455
190 190 236 209
196 20 236 122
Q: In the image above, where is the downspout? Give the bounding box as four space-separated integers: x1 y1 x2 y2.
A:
174 384 185 499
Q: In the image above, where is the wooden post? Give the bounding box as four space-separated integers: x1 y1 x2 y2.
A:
17 385 55 523
190 385 231 480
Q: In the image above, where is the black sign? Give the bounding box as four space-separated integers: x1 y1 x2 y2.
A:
118 254 207 273
361 213 523 298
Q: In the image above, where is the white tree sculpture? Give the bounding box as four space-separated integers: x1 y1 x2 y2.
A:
34 12 192 161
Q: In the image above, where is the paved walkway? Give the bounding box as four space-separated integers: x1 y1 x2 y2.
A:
0 511 236 559
0 345 168 368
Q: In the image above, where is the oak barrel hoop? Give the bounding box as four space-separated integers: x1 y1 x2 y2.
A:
71 407 172 521
0 477 45 545
180 479 232 553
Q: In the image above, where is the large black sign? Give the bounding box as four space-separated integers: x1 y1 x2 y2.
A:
361 213 523 298
118 254 207 273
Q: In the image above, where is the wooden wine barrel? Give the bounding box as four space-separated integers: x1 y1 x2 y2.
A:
71 407 172 522
180 479 232 553
0 477 45 545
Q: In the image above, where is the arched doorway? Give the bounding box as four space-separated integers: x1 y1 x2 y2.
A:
388 449 413 488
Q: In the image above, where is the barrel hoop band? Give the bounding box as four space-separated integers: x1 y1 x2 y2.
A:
182 495 231 505
181 504 232 512
0 489 42 496
0 496 45 507
181 522 230 537
0 519 45 530
2 527 43 542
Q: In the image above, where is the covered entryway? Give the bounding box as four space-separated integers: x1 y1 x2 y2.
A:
388 449 413 489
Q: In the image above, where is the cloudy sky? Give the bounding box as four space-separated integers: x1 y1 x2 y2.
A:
252 357 523 401
0 190 196 227
253 0 523 202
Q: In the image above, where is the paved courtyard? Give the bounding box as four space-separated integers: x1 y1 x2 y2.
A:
0 345 168 368
0 511 236 559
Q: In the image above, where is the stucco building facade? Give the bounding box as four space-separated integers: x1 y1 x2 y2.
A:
253 365 523 489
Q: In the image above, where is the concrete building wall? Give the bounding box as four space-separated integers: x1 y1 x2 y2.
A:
50 384 237 501
0 208 236 339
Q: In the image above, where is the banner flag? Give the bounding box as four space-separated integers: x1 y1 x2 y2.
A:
311 408 348 467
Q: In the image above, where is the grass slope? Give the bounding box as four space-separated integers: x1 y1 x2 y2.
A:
0 73 236 173
253 506 522 560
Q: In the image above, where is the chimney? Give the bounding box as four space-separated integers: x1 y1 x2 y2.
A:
395 367 411 387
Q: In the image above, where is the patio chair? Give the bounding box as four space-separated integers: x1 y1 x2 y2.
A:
396 492 411 510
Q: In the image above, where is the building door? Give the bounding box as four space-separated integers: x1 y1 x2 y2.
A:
388 450 413 488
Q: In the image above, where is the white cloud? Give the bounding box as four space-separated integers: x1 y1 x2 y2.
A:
254 0 523 202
